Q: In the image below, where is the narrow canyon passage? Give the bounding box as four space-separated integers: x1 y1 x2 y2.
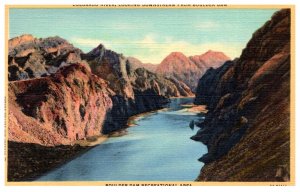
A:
36 98 207 181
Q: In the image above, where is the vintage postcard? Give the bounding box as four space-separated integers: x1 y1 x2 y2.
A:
4 4 295 187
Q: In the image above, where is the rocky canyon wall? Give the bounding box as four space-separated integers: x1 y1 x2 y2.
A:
8 35 193 145
193 9 291 181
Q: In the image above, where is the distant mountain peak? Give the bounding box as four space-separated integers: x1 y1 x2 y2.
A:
205 49 214 53
96 43 106 50
167 52 187 58
126 56 158 72
156 50 230 91
200 50 230 58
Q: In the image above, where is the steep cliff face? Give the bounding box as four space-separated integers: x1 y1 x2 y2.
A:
82 44 160 133
8 63 114 146
8 35 87 81
156 51 230 91
129 67 193 97
83 44 135 99
127 57 193 97
8 37 192 139
192 9 291 181
194 60 235 107
81 44 193 133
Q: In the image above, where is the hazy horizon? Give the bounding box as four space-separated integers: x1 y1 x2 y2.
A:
9 8 278 63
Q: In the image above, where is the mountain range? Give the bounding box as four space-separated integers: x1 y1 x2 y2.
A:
128 51 230 91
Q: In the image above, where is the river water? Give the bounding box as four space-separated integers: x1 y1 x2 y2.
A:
37 98 207 181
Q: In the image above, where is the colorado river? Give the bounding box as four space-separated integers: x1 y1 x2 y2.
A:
37 98 207 181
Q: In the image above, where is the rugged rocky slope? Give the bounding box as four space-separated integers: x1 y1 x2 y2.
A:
8 141 88 181
8 36 194 181
156 51 230 91
127 56 158 72
8 34 87 81
128 52 229 93
8 63 114 146
127 56 193 97
190 50 231 69
81 44 193 133
8 37 193 140
194 60 235 107
192 9 291 181
130 68 193 100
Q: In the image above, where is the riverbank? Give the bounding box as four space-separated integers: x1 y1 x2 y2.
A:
7 107 170 181
8 132 122 181
8 98 203 182
181 104 208 113
170 95 195 99
7 141 89 181
36 97 206 181
73 135 108 147
127 108 167 127
8 130 125 181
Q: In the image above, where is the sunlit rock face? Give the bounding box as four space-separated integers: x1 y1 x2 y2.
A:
8 35 88 81
156 51 230 91
8 63 114 146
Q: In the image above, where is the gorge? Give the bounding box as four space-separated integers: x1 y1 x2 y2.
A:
7 8 291 183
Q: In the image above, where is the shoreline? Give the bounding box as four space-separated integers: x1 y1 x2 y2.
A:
7 141 91 181
127 108 166 127
72 135 108 147
8 97 196 182
181 104 208 113
170 95 195 99
7 107 168 182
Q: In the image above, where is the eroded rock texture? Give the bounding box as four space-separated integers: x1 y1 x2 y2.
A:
156 51 230 91
8 63 113 146
193 9 291 181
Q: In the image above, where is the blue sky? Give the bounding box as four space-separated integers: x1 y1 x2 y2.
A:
9 8 278 63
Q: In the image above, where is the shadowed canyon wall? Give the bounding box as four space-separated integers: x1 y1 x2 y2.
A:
192 9 291 181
